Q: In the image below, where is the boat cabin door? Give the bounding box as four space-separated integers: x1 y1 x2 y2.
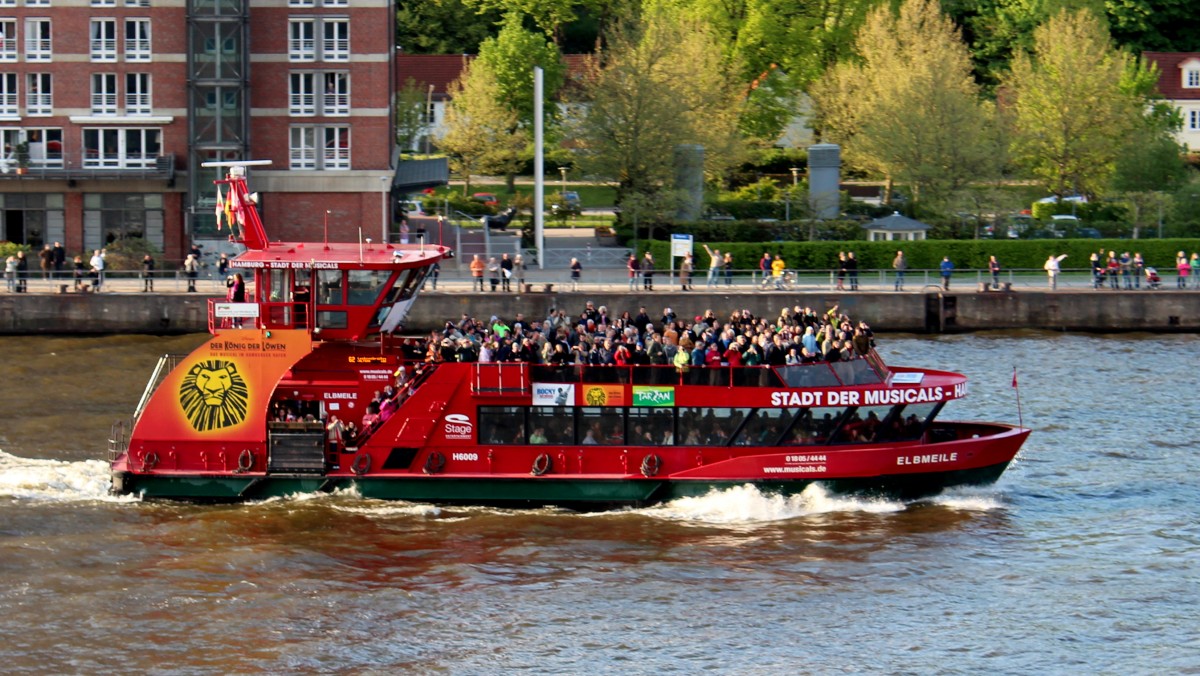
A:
258 268 313 329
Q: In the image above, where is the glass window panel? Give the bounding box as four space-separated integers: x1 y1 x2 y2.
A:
576 406 624 445
529 406 572 445
627 407 674 446
734 408 794 446
347 269 385 305
785 408 846 446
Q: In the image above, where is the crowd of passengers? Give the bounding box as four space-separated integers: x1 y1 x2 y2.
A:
420 301 876 368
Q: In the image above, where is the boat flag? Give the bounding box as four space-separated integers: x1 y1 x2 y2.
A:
224 186 236 227
1012 367 1018 388
214 186 224 230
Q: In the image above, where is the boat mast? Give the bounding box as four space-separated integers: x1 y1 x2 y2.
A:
202 160 272 251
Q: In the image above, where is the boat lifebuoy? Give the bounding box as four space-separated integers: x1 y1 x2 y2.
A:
352 453 372 476
237 449 254 472
640 454 662 477
141 450 159 472
423 451 445 475
531 453 552 476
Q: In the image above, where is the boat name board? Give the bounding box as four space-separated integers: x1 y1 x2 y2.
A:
897 452 957 466
770 384 962 408
235 261 342 270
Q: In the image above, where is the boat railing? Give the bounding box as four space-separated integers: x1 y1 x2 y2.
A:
524 356 885 389
133 353 185 421
108 417 132 462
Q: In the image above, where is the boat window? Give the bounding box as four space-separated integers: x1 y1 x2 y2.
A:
830 405 894 444
735 408 794 446
890 402 938 442
316 310 347 329
317 269 343 304
479 406 524 444
348 269 387 305
267 269 288 301
777 363 841 388
785 408 846 445
529 406 572 445
627 407 674 446
830 358 884 386
577 406 624 445
677 407 748 446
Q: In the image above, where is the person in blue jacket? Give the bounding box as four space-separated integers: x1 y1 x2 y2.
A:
940 256 954 290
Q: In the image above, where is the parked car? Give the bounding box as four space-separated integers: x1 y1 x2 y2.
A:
561 191 581 210
472 192 499 207
398 200 426 216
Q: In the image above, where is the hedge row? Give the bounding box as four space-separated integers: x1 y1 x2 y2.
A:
642 238 1200 271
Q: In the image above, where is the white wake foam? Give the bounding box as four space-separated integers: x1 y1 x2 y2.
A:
642 483 907 524
0 450 137 503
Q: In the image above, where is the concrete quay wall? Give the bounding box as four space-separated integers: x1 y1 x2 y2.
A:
1 289 1198 335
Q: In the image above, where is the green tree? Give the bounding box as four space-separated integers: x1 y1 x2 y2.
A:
811 0 1001 208
475 15 566 130
1003 9 1143 199
574 8 746 203
437 61 528 195
395 77 430 154
395 0 502 54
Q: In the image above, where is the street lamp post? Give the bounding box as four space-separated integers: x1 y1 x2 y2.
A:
559 166 567 195
380 176 389 243
790 167 799 187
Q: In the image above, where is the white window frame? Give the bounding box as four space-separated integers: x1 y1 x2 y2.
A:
90 18 117 62
289 72 315 116
91 72 118 115
0 19 15 62
288 19 315 62
124 18 151 62
24 19 52 61
92 0 116 6
289 126 316 169
322 125 349 169
0 0 15 7
1185 69 1200 89
1188 109 1200 132
322 72 349 115
24 127 63 167
26 0 52 6
26 73 52 116
125 72 150 115
0 73 17 117
82 126 161 168
322 0 347 6
321 19 349 61
288 0 314 6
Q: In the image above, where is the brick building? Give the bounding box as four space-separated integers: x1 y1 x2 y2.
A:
0 0 395 262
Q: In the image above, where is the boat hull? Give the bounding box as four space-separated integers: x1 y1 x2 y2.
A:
112 457 1015 510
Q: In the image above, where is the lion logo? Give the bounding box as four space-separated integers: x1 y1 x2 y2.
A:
178 360 249 431
585 387 607 406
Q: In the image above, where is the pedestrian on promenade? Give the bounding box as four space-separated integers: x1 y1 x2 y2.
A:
680 253 693 291
52 242 65 275
893 251 907 291
836 252 847 290
569 257 582 291
500 253 513 292
39 244 53 280
771 254 786 290
846 252 859 291
702 244 721 287
4 255 15 292
183 252 199 292
1133 252 1144 289
469 254 485 291
723 252 734 287
486 256 500 292
939 256 954 290
1089 252 1104 289
1177 251 1191 289
1192 253 1200 289
15 251 28 292
141 254 155 292
758 252 771 287
627 253 640 291
513 254 525 290
642 251 655 291
988 255 1001 290
1120 252 1133 290
72 255 85 291
1044 254 1067 290
89 249 105 292
1106 251 1120 290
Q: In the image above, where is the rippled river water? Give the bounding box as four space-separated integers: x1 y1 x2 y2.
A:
1 333 1197 674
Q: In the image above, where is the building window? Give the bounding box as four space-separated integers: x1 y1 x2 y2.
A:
92 0 116 5
322 72 348 115
24 127 63 166
26 0 52 6
26 73 51 116
322 0 347 6
288 0 313 5
82 127 161 168
25 19 52 61
289 72 315 116
90 19 117 61
0 0 15 6
124 0 150 6
83 192 164 251
288 19 315 62
91 73 117 115
290 125 350 169
124 19 151 61
1186 70 1200 89
0 73 16 117
125 73 150 115
1189 110 1200 131
322 19 349 61
0 192 66 249
0 20 15 61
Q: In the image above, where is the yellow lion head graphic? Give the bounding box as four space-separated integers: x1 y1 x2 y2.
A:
178 360 249 431
585 387 608 406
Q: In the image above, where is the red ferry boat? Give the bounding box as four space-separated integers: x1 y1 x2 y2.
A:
109 164 1030 507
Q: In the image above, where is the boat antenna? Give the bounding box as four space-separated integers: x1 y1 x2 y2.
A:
358 228 364 264
1012 366 1023 428
323 210 330 250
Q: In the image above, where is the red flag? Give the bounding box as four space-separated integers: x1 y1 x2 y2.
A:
1012 367 1018 388
228 187 243 227
214 186 224 230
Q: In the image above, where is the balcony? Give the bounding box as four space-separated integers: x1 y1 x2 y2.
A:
0 151 176 183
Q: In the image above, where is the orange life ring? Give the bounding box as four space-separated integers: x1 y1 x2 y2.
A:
423 451 445 475
352 453 372 476
141 450 159 472
640 454 662 477
237 449 254 472
531 453 552 476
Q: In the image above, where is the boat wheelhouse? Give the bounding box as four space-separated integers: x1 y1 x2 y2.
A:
109 164 1029 507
